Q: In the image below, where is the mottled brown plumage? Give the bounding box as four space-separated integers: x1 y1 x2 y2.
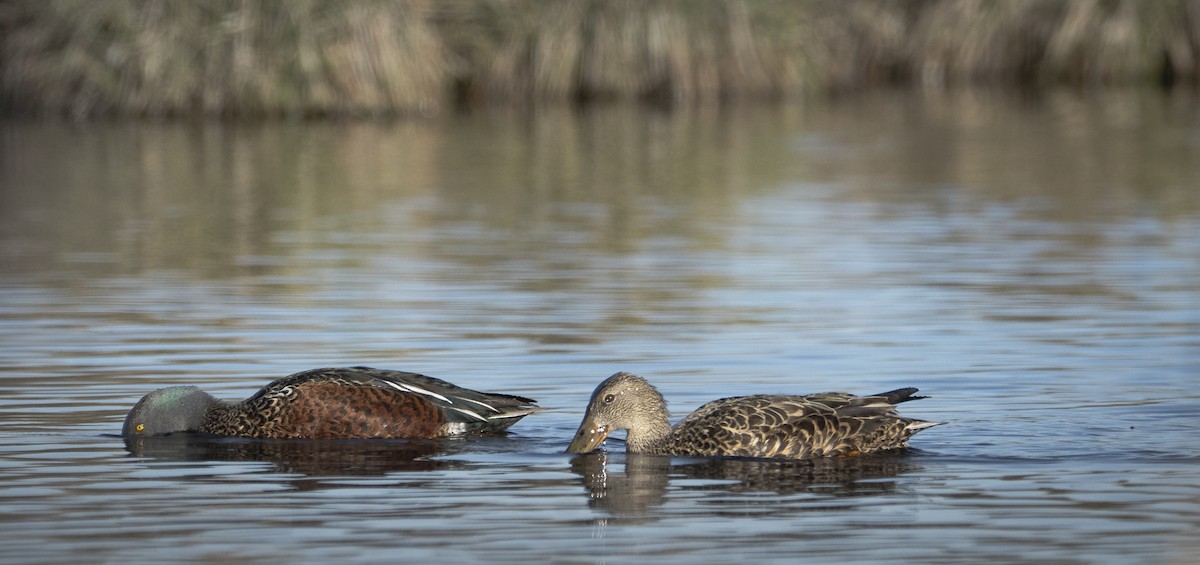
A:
567 372 938 459
123 367 541 439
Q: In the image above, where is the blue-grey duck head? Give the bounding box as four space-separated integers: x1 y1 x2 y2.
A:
567 372 669 453
122 386 216 436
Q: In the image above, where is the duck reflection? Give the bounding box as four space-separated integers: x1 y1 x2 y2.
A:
570 448 922 520
570 452 672 518
123 433 469 487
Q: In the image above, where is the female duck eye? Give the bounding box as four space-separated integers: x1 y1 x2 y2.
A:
135 423 145 432
603 394 615 403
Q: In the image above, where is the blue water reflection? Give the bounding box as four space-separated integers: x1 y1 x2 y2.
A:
1 90 1198 563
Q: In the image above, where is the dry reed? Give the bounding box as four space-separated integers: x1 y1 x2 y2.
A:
1 0 1196 118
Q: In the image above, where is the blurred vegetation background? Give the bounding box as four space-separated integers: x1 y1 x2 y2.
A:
2 0 1197 119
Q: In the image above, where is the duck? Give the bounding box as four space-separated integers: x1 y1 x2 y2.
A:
123 366 542 439
566 372 938 459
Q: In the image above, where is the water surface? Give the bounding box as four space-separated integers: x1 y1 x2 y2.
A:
2 89 1199 564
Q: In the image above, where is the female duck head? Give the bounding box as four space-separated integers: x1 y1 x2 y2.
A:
567 372 672 453
122 386 217 436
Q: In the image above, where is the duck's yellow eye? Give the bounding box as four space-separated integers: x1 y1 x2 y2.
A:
135 423 145 432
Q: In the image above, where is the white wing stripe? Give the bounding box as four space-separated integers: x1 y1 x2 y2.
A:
447 406 488 421
457 396 500 413
383 380 453 404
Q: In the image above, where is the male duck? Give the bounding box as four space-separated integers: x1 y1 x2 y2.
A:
567 372 938 459
123 366 541 439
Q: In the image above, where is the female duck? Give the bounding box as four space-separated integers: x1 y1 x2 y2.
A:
124 366 541 439
567 372 937 459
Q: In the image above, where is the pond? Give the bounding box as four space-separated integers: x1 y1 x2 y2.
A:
1 89 1198 564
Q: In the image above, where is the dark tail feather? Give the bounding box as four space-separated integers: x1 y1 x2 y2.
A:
872 387 927 404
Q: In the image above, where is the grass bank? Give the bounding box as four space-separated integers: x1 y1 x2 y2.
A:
2 0 1197 118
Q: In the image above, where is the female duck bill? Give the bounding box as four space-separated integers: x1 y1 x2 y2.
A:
566 416 609 453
